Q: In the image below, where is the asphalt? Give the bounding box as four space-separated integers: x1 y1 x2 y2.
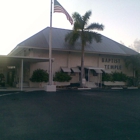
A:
0 89 140 140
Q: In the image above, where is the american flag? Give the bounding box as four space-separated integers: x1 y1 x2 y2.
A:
54 0 73 25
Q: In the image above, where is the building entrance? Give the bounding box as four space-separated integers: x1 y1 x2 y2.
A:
7 67 16 87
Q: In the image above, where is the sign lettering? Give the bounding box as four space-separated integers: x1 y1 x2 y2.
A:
102 58 122 70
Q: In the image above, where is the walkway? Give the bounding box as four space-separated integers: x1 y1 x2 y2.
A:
0 87 44 92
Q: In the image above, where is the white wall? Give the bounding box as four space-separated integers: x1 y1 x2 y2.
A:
98 54 133 76
19 49 133 87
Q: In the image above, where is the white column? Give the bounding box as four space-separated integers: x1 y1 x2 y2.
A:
21 59 23 91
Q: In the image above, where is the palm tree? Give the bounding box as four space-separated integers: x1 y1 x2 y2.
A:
65 10 104 87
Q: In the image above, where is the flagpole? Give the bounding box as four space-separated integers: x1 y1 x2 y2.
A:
49 0 53 85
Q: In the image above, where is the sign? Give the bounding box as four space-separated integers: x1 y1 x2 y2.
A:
102 58 122 70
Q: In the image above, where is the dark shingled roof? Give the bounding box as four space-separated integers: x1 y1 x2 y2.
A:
9 27 138 56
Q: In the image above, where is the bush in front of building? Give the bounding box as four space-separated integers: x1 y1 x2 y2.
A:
102 72 127 82
102 73 112 81
111 72 127 82
126 76 139 87
53 72 72 82
30 69 49 82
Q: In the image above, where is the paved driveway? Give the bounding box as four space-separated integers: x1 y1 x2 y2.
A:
0 89 140 140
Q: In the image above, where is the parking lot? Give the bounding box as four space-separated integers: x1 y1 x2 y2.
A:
0 89 140 140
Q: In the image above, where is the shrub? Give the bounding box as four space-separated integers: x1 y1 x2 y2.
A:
102 72 127 82
30 69 49 82
102 73 112 81
126 77 139 87
53 72 72 82
111 72 127 82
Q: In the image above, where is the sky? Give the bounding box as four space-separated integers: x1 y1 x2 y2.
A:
0 0 140 55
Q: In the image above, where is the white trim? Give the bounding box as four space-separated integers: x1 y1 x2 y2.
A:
8 45 134 57
0 55 53 62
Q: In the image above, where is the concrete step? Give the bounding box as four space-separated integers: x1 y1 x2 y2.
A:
16 82 29 88
85 82 98 88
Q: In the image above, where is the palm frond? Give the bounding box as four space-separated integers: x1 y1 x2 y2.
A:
82 10 92 27
65 31 80 45
88 32 102 43
73 22 82 31
72 12 82 24
86 23 104 31
83 31 93 44
72 12 84 30
81 31 102 46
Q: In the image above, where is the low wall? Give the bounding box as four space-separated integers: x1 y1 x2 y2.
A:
103 81 126 86
54 81 70 86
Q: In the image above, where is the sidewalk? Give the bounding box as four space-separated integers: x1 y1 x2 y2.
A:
0 87 45 92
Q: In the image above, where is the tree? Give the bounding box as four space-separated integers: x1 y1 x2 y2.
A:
124 54 140 86
124 54 140 77
65 10 104 87
125 54 140 77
